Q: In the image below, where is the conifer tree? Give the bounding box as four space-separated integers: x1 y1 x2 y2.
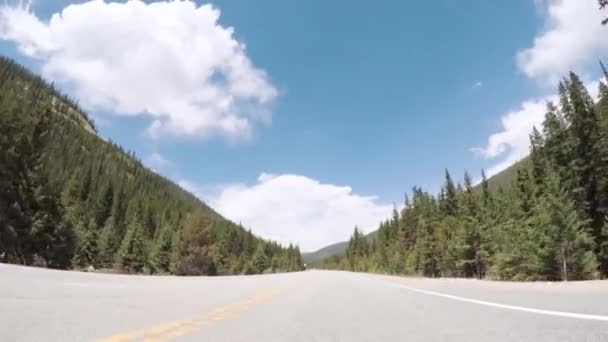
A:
73 218 99 269
117 206 147 273
171 210 216 276
252 244 269 273
532 171 597 280
530 126 547 195
95 182 113 228
516 166 534 216
480 169 492 209
153 225 174 273
441 170 458 216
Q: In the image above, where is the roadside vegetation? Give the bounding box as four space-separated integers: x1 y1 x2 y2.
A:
320 69 608 281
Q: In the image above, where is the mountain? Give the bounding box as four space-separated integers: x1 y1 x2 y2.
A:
484 159 525 191
0 56 302 275
303 230 378 264
305 160 527 263
303 241 348 264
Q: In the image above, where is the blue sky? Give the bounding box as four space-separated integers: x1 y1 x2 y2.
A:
1 0 606 251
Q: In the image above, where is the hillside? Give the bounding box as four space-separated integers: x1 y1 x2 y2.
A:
303 241 348 264
0 56 302 275
485 159 526 191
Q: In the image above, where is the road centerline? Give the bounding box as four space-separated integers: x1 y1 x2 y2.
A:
97 278 308 342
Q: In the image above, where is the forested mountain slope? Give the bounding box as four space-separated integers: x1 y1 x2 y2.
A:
317 70 608 281
0 56 302 275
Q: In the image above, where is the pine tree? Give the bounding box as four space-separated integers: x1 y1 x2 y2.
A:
79 166 92 203
171 210 216 276
597 81 608 122
94 182 113 228
490 219 544 280
98 187 127 264
27 111 76 268
346 227 369 271
143 205 157 239
437 215 464 277
153 225 174 273
413 189 440 277
374 221 390 271
461 172 478 217
62 175 81 209
441 170 458 216
252 244 269 273
565 73 602 226
416 216 439 277
533 172 597 280
72 218 99 269
460 172 485 278
0 107 25 263
560 73 607 275
480 169 492 209
543 102 571 185
117 206 147 273
29 190 75 269
530 126 547 195
516 166 534 217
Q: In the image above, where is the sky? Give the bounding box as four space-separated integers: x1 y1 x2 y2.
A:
1 0 607 252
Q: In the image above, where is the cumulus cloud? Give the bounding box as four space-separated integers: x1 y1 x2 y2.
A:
0 0 277 139
517 0 607 81
472 95 555 177
197 173 393 252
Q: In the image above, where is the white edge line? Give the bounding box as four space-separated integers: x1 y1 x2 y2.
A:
380 280 608 322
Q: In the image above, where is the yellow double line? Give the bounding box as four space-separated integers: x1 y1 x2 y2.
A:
99 279 307 342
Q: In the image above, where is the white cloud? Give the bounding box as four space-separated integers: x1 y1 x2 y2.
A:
474 81 483 88
0 0 277 140
145 152 170 171
472 95 555 177
197 173 393 252
517 0 607 81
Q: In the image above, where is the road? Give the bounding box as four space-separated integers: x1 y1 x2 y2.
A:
1 264 608 341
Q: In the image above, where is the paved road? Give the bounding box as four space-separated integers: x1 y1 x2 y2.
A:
1 263 608 341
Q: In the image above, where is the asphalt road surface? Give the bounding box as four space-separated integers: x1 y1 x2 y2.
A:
1 263 608 341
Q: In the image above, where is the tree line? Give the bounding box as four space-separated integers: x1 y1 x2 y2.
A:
320 69 608 281
0 56 303 275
